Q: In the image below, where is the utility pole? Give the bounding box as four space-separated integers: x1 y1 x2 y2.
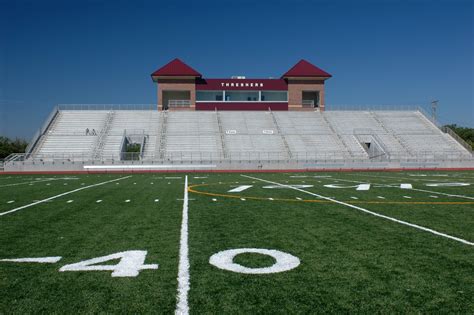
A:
431 100 438 122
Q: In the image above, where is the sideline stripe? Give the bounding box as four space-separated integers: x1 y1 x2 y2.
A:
241 175 474 246
176 175 190 315
0 176 132 217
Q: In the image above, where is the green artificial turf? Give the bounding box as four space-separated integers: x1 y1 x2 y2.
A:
0 171 473 313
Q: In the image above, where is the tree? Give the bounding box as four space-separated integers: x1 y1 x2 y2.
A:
444 124 474 149
0 136 28 159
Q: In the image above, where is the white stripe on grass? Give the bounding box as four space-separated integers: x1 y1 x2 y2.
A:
176 175 190 315
242 175 474 247
0 176 132 217
330 177 474 200
0 256 62 263
0 178 59 188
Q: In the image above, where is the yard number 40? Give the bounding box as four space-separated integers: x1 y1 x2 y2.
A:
58 248 300 277
59 250 158 277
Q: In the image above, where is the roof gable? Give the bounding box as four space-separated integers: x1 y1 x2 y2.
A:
282 59 331 78
151 58 201 77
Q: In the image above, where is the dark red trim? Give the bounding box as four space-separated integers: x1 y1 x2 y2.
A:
196 78 288 91
196 102 288 110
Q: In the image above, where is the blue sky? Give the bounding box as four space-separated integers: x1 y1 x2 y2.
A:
1 0 472 139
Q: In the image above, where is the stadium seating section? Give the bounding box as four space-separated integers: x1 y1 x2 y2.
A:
29 110 472 162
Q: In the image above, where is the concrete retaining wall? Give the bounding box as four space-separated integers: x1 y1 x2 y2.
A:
4 159 474 173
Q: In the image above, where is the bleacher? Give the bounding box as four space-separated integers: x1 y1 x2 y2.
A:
219 111 289 159
28 108 472 163
34 111 109 159
101 111 160 160
161 112 222 160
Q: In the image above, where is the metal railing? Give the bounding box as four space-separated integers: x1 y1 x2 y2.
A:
353 128 390 158
302 100 315 107
326 104 421 111
5 148 472 166
416 109 473 155
25 106 59 154
416 106 440 127
58 104 156 111
442 126 474 154
168 100 191 108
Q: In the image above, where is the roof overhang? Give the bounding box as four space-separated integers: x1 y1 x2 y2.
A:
151 75 200 82
284 76 331 81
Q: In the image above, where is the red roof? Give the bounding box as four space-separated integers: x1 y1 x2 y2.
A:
151 58 201 77
282 59 331 78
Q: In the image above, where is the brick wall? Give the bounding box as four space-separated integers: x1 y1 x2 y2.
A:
157 78 196 110
287 79 326 111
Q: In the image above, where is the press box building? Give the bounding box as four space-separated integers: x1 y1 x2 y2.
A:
151 58 332 111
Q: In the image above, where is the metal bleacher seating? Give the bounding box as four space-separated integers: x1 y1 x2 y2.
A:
373 111 470 157
34 111 109 160
220 111 289 160
161 111 222 160
273 111 352 159
30 108 472 163
101 111 160 160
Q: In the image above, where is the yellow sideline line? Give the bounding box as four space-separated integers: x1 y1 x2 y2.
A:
187 183 474 205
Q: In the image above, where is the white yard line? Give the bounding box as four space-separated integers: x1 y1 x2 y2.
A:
242 175 474 246
0 256 62 263
176 175 190 315
0 176 132 217
326 177 474 200
348 173 474 183
228 185 253 192
0 178 59 188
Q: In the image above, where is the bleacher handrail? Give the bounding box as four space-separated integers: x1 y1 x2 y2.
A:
416 106 440 127
57 104 156 111
25 106 59 154
326 104 421 111
442 126 474 154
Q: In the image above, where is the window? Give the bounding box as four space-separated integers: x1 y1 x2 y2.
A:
196 91 223 101
261 91 287 102
225 91 259 102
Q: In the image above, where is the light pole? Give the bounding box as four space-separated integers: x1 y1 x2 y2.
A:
431 100 439 122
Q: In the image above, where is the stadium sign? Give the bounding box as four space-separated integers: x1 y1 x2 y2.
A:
220 82 264 87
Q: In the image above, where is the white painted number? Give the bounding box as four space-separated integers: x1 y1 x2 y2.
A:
59 250 158 277
209 248 300 274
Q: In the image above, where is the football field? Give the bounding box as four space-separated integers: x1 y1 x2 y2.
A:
1 171 473 313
